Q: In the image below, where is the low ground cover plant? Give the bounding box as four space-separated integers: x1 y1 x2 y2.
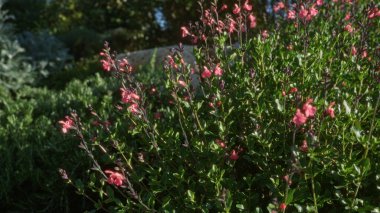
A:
59 0 379 212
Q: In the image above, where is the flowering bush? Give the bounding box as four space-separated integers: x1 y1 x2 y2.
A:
59 0 380 212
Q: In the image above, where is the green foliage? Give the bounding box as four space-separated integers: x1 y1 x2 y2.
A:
17 31 73 76
0 0 35 90
0 74 118 211
60 1 380 212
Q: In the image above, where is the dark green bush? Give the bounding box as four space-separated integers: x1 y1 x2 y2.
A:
0 74 118 211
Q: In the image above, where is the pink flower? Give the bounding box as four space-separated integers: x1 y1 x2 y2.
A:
361 49 368 59
316 0 323 6
368 7 380 19
104 170 126 187
279 203 287 211
344 24 353 33
214 63 223 76
273 2 285 13
287 10 296 20
181 26 190 38
302 98 317 118
344 12 351 21
118 58 129 67
248 14 257 28
233 4 241 14
300 140 309 153
283 175 292 186
100 59 112 72
230 149 239 160
261 30 269 39
201 66 212 78
351 46 357 55
128 103 140 114
299 6 309 20
167 55 178 69
118 58 132 72
220 4 228 12
59 116 74 134
309 6 318 17
292 109 307 126
243 0 253 12
216 20 225 33
215 139 226 148
290 87 298 93
120 88 140 104
325 102 335 118
228 19 237 34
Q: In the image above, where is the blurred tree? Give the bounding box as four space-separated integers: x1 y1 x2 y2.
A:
5 0 268 59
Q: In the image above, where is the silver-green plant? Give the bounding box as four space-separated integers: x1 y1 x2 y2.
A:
0 0 35 90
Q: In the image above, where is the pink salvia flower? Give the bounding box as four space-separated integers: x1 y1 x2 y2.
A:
230 149 239 160
299 140 309 153
292 109 307 126
344 24 353 33
180 26 190 38
101 59 112 72
273 2 285 13
316 0 323 6
167 55 178 69
309 6 318 17
361 50 368 59
325 102 335 118
248 14 257 28
261 30 269 40
287 10 296 20
344 13 351 21
220 4 228 12
299 6 309 20
351 46 357 55
302 98 317 118
201 66 212 78
279 203 287 211
215 139 226 148
128 103 140 114
214 63 223 76
233 4 241 14
216 20 225 33
59 116 74 134
228 19 237 34
243 0 253 12
120 88 140 104
368 7 380 19
104 170 126 187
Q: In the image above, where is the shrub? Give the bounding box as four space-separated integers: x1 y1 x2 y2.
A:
0 0 35 90
0 74 119 211
60 0 379 212
17 31 73 77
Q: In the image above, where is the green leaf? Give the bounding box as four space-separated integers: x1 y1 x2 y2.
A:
343 100 351 115
236 204 244 210
187 190 195 203
275 99 283 112
286 189 295 204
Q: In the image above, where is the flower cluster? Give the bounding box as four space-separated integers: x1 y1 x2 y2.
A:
58 116 75 134
292 98 317 127
181 0 257 44
104 170 126 187
201 64 224 79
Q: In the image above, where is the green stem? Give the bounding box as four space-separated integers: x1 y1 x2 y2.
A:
350 91 380 209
